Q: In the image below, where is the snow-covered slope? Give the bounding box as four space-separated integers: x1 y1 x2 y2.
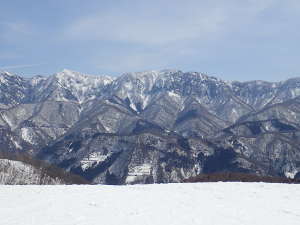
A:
0 159 63 184
0 71 30 108
0 183 299 225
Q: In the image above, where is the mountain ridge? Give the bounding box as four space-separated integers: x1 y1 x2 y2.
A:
1 69 300 184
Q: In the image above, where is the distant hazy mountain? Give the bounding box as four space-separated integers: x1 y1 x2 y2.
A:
1 69 300 184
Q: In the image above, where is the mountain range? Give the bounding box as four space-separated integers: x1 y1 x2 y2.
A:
1 69 300 184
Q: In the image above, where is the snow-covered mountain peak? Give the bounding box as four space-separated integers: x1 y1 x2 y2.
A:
62 68 75 74
120 69 183 80
160 68 181 73
115 70 164 93
183 71 228 84
0 70 30 105
0 71 20 82
121 70 161 81
0 70 10 75
55 69 113 84
29 75 47 87
56 69 92 80
0 70 18 77
43 69 113 103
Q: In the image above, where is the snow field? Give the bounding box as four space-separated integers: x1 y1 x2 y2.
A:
0 182 299 225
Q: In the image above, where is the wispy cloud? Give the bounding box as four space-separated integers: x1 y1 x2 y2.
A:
64 1 282 46
0 63 45 70
65 2 228 45
1 0 300 79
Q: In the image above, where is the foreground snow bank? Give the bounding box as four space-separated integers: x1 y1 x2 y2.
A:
0 183 299 225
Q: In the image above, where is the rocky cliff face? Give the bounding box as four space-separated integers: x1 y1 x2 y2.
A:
1 69 300 183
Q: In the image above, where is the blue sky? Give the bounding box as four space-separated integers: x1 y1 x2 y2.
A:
0 0 300 81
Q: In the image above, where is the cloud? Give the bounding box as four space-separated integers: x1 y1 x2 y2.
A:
1 0 299 80
65 1 230 45
66 0 282 73
64 0 291 46
0 63 45 70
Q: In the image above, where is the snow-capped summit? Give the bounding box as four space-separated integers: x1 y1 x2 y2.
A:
29 69 113 103
55 69 113 85
29 75 47 87
0 71 30 106
109 70 178 111
0 70 14 76
53 69 113 103
0 71 20 82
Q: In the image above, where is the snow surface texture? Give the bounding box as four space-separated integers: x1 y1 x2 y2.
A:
0 183 299 225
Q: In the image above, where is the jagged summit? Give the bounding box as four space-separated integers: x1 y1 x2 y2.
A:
0 71 22 82
0 70 13 76
54 69 114 85
3 68 300 84
62 68 76 74
119 69 217 81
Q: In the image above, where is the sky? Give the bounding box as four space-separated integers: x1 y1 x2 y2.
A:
0 0 300 81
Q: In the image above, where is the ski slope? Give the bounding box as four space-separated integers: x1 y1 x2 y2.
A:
0 183 299 225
